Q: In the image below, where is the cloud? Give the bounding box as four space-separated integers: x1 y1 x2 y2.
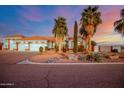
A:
19 6 43 22
94 7 121 37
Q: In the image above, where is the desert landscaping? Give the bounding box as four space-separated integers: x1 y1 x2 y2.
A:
0 50 124 88
0 5 124 88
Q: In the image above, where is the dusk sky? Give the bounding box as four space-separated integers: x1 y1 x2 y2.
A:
0 5 124 42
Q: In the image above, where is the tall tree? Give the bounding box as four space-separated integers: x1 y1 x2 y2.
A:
114 9 124 36
73 21 78 53
52 16 68 53
80 6 102 54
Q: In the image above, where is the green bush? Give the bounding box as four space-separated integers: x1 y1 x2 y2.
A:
45 46 48 51
92 53 101 62
39 47 43 53
86 53 101 62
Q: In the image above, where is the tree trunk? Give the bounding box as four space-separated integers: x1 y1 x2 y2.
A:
85 35 92 55
88 36 92 55
85 37 89 53
85 25 94 55
58 42 62 53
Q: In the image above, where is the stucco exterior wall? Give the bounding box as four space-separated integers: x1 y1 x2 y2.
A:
10 40 16 50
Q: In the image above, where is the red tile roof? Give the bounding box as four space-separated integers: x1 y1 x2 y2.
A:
21 36 55 42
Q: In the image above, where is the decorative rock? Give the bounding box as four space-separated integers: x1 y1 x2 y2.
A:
109 55 119 60
68 54 78 60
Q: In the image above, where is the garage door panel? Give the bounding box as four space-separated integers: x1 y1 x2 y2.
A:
30 44 47 51
18 44 27 51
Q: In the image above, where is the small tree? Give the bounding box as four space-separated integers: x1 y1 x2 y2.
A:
73 21 78 53
39 46 43 53
45 46 48 51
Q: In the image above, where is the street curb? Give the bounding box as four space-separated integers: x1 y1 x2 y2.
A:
18 62 124 65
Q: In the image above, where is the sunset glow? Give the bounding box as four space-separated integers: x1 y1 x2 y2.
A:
0 5 124 43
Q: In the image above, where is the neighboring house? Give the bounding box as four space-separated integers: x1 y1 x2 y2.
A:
94 42 124 53
0 42 2 50
3 34 55 52
0 35 5 50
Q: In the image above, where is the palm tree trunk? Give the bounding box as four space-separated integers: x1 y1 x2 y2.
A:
85 37 89 53
87 35 92 55
122 25 124 36
88 36 92 54
58 42 61 53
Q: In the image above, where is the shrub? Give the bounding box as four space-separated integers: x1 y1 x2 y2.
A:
112 49 118 53
39 46 43 53
55 44 59 52
92 53 101 62
78 45 84 52
62 46 67 52
45 46 48 51
78 55 87 62
86 54 93 61
86 53 101 62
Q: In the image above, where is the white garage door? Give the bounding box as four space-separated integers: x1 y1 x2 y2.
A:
30 44 47 51
18 44 28 51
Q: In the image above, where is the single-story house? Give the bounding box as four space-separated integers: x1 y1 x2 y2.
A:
2 34 88 52
0 42 2 50
2 34 55 52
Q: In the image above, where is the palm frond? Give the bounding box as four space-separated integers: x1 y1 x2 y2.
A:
52 16 68 40
80 6 102 35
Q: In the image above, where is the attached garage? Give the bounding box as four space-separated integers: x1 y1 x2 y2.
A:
30 43 47 52
4 35 55 52
18 44 28 51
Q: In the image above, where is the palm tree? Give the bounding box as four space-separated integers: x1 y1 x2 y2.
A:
114 9 124 36
80 6 102 54
52 16 68 53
